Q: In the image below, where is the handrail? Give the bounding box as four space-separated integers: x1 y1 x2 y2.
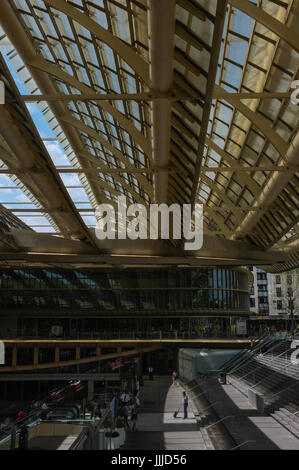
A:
251 358 299 390
230 440 256 450
188 387 214 398
200 401 221 414
220 350 249 372
94 407 112 431
268 379 299 400
232 333 299 386
218 335 272 378
0 408 41 444
256 333 299 368
223 334 269 370
2 328 254 340
205 415 234 430
228 336 286 380
69 428 89 450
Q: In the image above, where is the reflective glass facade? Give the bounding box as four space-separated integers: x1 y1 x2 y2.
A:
0 267 249 314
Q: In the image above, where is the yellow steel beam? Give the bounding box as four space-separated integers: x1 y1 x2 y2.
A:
21 90 292 102
1 339 251 346
176 0 207 21
43 0 151 85
190 0 228 206
57 113 153 196
0 344 162 373
214 85 289 158
228 0 299 53
27 56 152 159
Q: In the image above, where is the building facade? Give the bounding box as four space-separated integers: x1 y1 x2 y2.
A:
0 266 251 341
249 267 299 318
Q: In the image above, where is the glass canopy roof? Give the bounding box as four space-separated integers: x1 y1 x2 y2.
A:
0 0 298 272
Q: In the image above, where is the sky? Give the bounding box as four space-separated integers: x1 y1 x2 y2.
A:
0 46 96 230
0 5 258 232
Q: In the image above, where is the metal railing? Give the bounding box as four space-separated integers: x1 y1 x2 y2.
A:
230 440 256 450
205 415 234 430
2 328 251 341
0 408 41 446
230 332 299 385
227 335 284 380
69 428 89 450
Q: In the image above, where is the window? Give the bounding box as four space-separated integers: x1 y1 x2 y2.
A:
288 287 293 296
276 276 281 284
257 272 267 280
276 288 282 297
277 300 283 310
258 285 267 292
287 275 292 285
250 298 255 308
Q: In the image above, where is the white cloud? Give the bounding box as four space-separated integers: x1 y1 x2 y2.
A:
45 142 70 166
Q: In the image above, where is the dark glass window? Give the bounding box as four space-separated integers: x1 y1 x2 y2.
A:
257 272 267 280
277 300 283 310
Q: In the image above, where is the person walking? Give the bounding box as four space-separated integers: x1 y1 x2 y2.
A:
135 390 140 408
0 421 8 432
120 390 130 407
131 403 138 432
172 371 178 386
182 391 188 419
137 374 143 387
41 402 49 420
17 410 26 422
89 397 99 419
148 366 154 380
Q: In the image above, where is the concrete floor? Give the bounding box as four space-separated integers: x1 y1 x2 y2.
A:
123 377 214 450
124 376 299 451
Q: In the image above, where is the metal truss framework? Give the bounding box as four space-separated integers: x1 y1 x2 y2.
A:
0 0 297 272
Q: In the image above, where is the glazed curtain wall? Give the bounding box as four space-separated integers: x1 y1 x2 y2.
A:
0 268 249 313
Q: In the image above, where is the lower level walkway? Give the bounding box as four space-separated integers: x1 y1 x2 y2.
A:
124 376 299 450
123 377 214 450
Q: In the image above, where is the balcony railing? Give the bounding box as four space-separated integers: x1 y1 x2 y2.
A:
1 328 250 341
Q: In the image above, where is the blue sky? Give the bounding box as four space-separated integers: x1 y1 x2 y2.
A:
0 50 96 229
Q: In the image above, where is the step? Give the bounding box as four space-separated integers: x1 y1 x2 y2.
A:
275 410 299 427
201 428 214 450
271 413 299 439
274 410 299 426
280 408 299 419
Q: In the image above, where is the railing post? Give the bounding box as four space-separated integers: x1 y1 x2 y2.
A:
10 422 16 450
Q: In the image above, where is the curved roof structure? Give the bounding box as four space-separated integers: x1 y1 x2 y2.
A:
0 0 298 270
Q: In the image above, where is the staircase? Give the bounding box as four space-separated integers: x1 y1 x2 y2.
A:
227 335 299 439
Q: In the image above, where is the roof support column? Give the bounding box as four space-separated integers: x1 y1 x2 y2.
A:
148 0 176 204
190 0 228 207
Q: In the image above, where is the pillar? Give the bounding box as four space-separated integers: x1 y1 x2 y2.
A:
88 380 94 401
